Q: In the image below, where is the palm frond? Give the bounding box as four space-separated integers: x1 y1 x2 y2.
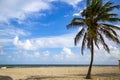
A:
97 14 120 22
98 13 118 18
103 5 120 13
107 5 120 9
102 1 114 8
93 37 100 49
67 22 85 29
93 0 102 13
100 24 118 37
96 1 113 15
96 2 120 20
98 32 110 53
102 24 120 30
67 18 86 29
100 28 120 44
81 33 87 55
107 13 118 17
72 18 84 22
92 0 97 6
105 18 120 22
75 28 85 45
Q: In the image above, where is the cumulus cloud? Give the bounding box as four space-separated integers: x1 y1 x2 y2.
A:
0 24 30 47
61 47 74 58
12 33 120 64
33 35 74 48
13 34 75 50
13 36 37 50
54 47 79 62
2 40 120 64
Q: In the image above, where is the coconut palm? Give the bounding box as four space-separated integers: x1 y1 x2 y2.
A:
67 0 120 79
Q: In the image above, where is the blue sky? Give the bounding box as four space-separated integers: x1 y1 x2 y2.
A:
0 0 120 65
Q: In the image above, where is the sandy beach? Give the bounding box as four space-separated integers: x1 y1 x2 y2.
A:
0 66 120 80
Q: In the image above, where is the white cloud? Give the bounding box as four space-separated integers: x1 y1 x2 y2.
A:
60 0 83 7
73 13 80 16
0 24 30 47
108 46 120 59
13 34 75 50
94 44 120 65
0 25 30 37
73 10 83 16
12 32 120 64
61 47 74 58
0 0 83 23
2 40 120 64
23 1 50 12
0 28 29 37
54 47 78 62
13 36 36 50
0 0 52 23
34 35 74 48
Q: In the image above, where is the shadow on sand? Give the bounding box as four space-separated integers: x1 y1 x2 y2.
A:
19 76 67 80
68 73 120 77
93 73 120 77
0 76 13 80
19 73 120 80
66 73 120 79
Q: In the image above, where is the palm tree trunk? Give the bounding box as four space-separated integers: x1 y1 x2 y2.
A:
86 39 94 79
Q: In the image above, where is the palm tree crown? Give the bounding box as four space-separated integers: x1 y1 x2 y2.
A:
67 0 120 54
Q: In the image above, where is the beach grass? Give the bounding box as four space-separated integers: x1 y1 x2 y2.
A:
0 66 120 80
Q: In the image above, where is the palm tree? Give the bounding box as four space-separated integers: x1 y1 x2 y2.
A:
67 0 120 79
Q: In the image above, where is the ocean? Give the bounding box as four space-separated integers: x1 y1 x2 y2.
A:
0 64 118 68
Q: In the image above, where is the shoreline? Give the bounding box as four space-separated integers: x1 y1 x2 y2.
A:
0 64 118 68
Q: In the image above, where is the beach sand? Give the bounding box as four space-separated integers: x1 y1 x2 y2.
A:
0 66 120 80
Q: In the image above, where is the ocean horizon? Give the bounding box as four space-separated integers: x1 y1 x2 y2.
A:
0 64 118 68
